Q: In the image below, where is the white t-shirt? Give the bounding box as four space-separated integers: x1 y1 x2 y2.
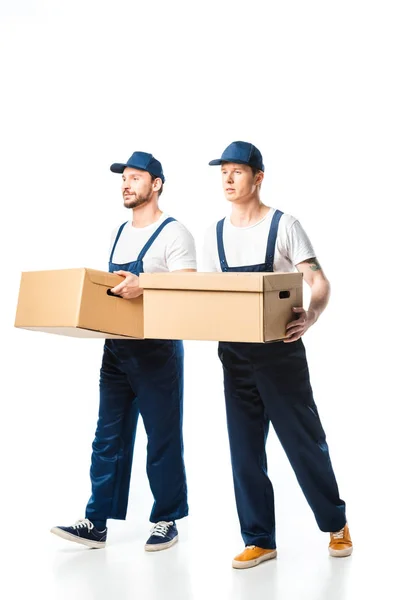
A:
109 213 197 273
202 208 315 273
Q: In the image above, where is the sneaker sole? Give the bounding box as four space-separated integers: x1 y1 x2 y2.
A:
329 546 353 558
232 549 277 569
144 535 179 552
50 527 106 549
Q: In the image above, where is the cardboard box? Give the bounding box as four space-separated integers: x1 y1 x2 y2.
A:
139 272 303 343
15 268 144 338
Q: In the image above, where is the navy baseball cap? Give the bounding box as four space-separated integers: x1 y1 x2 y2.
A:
110 151 165 183
209 141 264 171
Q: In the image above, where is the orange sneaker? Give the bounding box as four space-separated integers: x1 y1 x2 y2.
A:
329 523 353 557
232 545 277 569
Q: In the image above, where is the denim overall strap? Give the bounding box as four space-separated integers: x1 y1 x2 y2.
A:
216 218 229 271
109 222 129 264
264 210 283 271
136 217 176 262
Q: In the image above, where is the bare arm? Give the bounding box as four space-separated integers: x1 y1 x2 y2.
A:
110 268 196 299
284 257 331 343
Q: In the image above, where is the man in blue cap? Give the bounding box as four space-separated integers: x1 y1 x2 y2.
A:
204 141 352 568
51 151 196 552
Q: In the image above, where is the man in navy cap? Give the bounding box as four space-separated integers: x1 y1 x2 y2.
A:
204 141 352 568
51 151 196 552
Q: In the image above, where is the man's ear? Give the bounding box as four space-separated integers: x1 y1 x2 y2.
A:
153 178 162 192
255 171 264 186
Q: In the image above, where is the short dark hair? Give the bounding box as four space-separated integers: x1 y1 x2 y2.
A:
221 160 260 179
250 166 262 178
150 173 163 197
220 161 262 188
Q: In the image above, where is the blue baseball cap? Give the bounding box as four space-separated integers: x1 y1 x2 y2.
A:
209 141 264 172
110 151 165 183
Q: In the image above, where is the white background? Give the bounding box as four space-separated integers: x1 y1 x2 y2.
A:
1 1 399 599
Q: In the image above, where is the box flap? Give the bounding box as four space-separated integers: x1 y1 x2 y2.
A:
140 271 302 292
85 268 125 288
263 272 303 290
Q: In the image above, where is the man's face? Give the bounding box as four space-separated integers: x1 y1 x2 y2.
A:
121 167 155 209
221 163 262 202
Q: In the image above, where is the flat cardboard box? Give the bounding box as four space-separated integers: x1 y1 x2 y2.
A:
139 272 303 343
15 268 144 338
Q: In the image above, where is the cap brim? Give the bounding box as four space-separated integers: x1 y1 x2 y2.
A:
110 162 165 182
209 158 254 166
110 163 128 173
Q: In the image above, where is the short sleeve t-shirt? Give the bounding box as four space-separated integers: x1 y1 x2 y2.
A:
202 208 315 272
110 212 197 273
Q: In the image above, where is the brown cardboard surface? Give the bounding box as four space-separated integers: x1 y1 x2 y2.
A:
263 276 304 341
140 271 303 343
140 271 266 291
15 269 303 343
144 289 266 342
19 327 137 339
15 268 144 338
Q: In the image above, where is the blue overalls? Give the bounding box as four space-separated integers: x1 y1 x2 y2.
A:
217 210 346 549
85 217 188 525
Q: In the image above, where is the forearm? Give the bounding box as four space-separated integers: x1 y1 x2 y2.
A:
307 278 331 323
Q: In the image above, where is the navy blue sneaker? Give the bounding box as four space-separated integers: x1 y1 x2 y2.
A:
145 521 178 552
50 518 107 549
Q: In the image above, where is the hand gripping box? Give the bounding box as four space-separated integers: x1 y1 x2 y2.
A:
14 268 144 338
139 272 303 343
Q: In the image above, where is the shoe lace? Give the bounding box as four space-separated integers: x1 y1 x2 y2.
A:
72 518 94 531
150 521 173 538
331 527 345 540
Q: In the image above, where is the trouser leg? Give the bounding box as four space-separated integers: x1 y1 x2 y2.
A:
85 343 139 523
255 340 346 533
132 340 188 523
219 343 276 548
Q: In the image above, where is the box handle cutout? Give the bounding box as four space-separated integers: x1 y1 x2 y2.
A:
279 291 290 299
107 289 122 298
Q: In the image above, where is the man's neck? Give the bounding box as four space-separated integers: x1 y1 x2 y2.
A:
230 199 270 228
131 202 163 228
